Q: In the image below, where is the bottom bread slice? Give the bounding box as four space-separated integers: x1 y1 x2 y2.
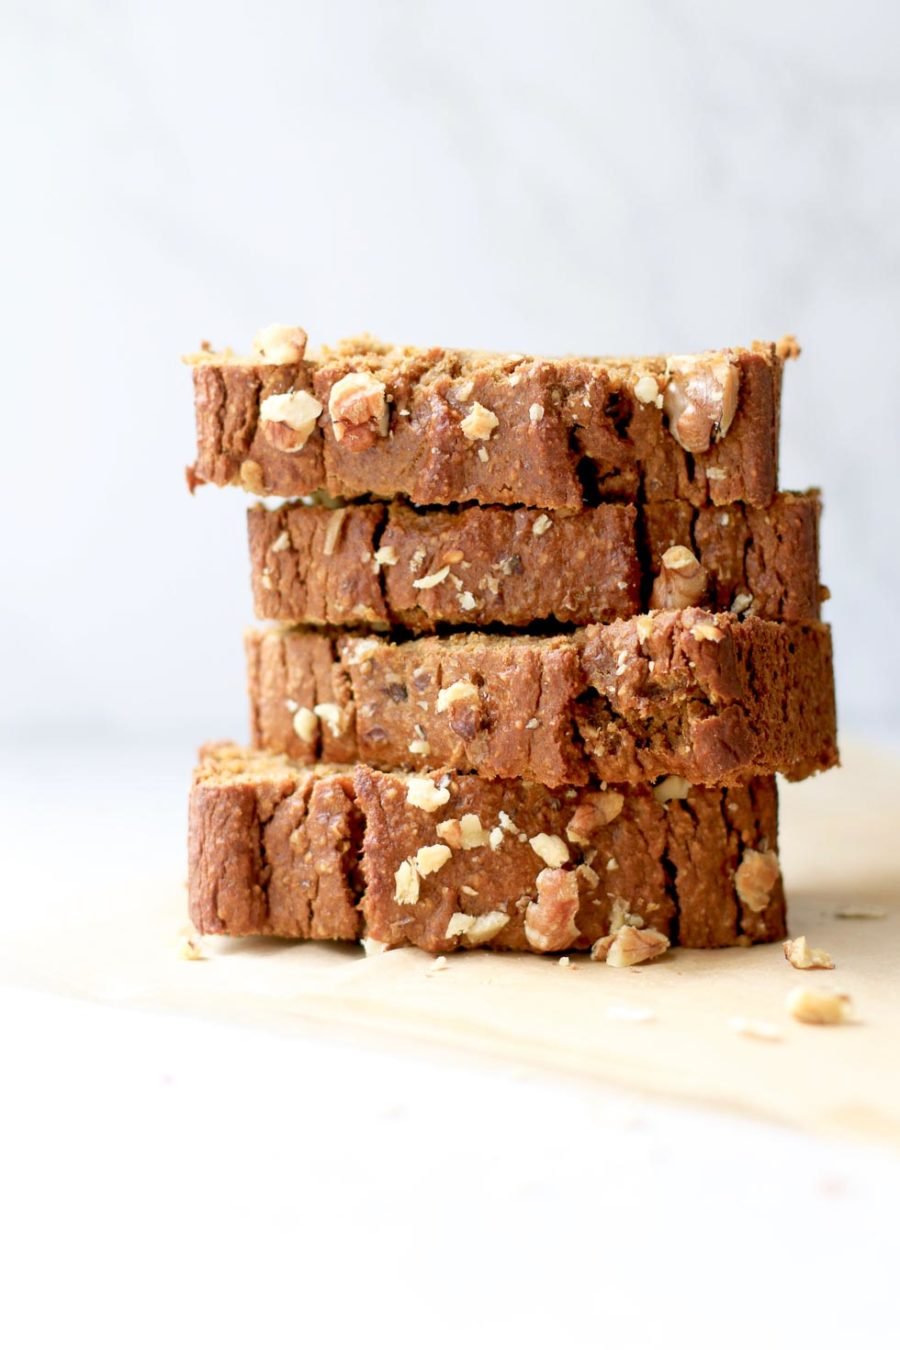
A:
189 744 785 952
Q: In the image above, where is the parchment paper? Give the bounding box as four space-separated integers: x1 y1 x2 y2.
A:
5 743 898 1148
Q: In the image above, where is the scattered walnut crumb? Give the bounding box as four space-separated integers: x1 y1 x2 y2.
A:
414 844 452 877
460 402 499 441
525 717 540 730
558 955 572 968
652 775 690 804
436 678 479 712
786 987 851 1026
178 935 206 961
429 955 449 973
651 545 708 609
783 936 835 970
529 402 545 422
328 371 389 442
259 390 323 450
577 862 600 887
252 324 307 364
393 859 420 906
529 832 570 868
835 906 887 920
531 513 552 536
361 937 388 957
728 1016 782 1042
735 849 781 912
406 776 451 812
524 868 580 952
292 706 318 745
663 354 739 454
591 927 670 967
374 545 398 568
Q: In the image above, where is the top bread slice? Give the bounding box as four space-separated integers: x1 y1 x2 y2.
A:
186 328 797 509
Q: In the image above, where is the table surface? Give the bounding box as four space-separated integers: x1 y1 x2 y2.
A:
2 737 899 1349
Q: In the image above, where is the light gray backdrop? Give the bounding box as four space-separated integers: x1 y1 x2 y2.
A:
2 0 898 747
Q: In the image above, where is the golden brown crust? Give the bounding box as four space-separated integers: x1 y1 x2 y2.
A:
187 336 788 509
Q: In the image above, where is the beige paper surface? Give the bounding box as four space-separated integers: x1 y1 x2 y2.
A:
5 744 899 1148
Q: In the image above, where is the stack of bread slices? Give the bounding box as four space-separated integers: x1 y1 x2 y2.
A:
184 327 836 963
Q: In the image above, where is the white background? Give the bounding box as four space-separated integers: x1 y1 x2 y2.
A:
2 0 898 749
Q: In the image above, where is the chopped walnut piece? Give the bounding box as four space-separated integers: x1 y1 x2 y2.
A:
608 898 645 933
270 530 291 553
436 819 462 848
455 911 510 945
690 621 723 642
786 987 851 1026
252 324 308 364
413 844 452 878
524 868 580 952
328 371 389 442
775 334 802 361
735 848 781 912
459 591 478 611
445 912 475 939
635 614 654 644
532 514 552 536
259 390 323 451
407 738 430 756
633 373 661 407
406 776 451 812
565 792 625 844
460 402 499 441
374 545 398 568
731 592 753 615
412 565 450 591
783 936 835 970
436 679 479 712
591 927 670 968
652 776 690 804
322 508 347 557
529 833 570 868
240 460 266 494
313 702 345 737
650 545 709 609
292 706 318 745
458 813 490 850
393 859 420 906
662 354 740 454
